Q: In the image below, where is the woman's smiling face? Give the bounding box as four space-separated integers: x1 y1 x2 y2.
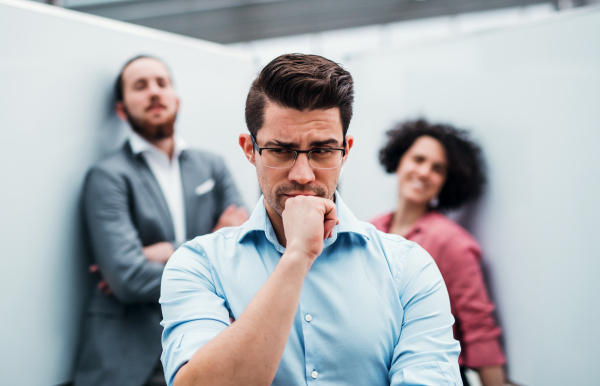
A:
396 135 448 207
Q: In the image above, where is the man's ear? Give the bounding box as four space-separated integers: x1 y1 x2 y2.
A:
239 134 256 166
115 101 128 122
342 135 354 165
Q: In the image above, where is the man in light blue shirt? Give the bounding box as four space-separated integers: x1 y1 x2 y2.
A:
160 54 462 386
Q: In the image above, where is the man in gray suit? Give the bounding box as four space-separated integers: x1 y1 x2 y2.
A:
74 56 247 386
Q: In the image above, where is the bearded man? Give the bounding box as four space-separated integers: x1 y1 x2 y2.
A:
74 56 247 386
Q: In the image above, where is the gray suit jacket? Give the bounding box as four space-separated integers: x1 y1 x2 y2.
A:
74 141 244 386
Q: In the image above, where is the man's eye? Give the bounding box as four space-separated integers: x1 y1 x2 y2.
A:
270 149 293 156
157 79 166 87
312 149 332 154
132 78 148 90
311 149 334 156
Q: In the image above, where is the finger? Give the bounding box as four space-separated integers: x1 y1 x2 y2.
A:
236 213 249 222
322 200 338 239
323 216 337 238
236 207 250 219
223 204 237 215
89 264 99 273
322 199 337 221
98 280 112 295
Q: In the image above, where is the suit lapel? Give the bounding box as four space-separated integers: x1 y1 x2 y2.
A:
125 143 175 240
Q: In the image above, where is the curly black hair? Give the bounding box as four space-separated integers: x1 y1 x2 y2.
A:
379 118 486 211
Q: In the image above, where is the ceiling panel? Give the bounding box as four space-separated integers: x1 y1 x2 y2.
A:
67 0 562 43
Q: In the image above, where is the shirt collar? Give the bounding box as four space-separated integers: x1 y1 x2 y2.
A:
128 130 187 158
238 191 369 252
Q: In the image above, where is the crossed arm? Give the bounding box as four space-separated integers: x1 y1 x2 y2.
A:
84 168 166 303
84 165 248 301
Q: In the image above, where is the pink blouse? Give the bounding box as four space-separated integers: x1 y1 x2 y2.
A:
370 211 506 368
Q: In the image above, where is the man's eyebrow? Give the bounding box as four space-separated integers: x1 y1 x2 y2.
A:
309 139 341 147
263 140 298 148
262 138 341 148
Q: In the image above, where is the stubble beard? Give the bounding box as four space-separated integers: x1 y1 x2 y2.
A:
259 171 337 217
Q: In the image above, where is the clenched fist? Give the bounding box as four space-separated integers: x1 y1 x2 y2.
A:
282 196 339 263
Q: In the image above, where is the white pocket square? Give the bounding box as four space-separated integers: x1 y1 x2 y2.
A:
195 179 215 195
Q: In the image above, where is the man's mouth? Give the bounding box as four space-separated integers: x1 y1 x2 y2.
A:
275 183 327 200
146 104 166 112
283 192 317 198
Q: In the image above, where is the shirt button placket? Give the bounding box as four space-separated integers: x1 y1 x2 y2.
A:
304 312 318 381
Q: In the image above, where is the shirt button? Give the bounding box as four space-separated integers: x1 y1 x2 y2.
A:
311 370 318 379
305 314 313 322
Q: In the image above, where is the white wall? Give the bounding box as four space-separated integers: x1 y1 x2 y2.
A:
0 1 256 384
341 7 600 386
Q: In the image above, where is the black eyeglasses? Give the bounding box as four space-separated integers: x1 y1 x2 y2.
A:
251 134 346 169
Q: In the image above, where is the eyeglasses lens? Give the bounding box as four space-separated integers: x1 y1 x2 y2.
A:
262 149 343 169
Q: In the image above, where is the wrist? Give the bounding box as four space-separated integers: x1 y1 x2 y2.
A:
280 249 315 276
286 243 320 261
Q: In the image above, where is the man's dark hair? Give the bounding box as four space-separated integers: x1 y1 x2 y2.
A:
379 118 486 211
245 54 354 139
114 55 170 102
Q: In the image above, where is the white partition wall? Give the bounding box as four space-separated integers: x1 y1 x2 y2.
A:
0 1 256 384
341 7 600 385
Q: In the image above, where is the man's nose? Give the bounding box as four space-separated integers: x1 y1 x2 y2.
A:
288 153 315 185
148 81 162 96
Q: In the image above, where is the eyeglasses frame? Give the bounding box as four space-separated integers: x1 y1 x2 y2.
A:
250 134 347 170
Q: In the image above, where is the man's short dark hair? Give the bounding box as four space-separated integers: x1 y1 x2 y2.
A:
379 119 486 211
114 55 170 102
245 54 354 139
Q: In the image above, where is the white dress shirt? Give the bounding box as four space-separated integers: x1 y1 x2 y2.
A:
129 131 187 245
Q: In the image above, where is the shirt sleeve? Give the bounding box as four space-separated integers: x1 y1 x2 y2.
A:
389 243 463 386
160 241 231 386
438 238 506 368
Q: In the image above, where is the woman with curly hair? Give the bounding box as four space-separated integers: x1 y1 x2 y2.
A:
370 119 507 386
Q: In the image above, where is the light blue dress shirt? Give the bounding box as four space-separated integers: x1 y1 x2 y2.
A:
160 193 462 386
